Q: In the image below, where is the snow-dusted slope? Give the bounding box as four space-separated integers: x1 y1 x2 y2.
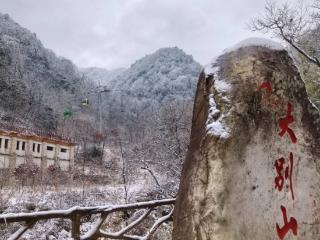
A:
83 47 202 104
114 47 202 102
0 13 90 129
93 47 202 128
81 67 126 87
81 47 202 130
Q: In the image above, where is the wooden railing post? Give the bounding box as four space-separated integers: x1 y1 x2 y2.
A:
71 211 81 240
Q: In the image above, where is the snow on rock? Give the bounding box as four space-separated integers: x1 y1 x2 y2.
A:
204 62 231 139
208 94 220 117
203 62 232 139
204 65 231 92
224 37 285 53
203 58 217 77
204 38 284 78
206 118 230 139
204 38 284 139
214 77 231 93
206 94 230 139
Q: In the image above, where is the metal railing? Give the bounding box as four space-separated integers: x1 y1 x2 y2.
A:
0 198 175 240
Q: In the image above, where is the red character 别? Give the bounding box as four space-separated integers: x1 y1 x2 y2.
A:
274 152 294 200
278 102 297 143
276 205 298 240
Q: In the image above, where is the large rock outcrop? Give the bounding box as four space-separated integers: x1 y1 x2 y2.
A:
173 38 320 240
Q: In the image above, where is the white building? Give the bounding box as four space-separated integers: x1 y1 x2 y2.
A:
0 128 75 171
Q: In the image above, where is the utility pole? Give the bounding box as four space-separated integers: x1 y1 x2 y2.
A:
70 85 117 138
98 90 102 135
96 85 110 135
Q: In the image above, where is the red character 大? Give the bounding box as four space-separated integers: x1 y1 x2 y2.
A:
274 152 294 200
278 102 297 143
276 205 298 240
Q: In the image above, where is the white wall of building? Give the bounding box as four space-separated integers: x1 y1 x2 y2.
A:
47 159 55 167
33 158 41 167
59 159 70 171
16 156 26 166
0 134 74 171
0 155 9 168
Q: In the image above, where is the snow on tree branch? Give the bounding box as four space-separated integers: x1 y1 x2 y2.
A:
8 221 36 240
249 1 320 68
99 207 174 240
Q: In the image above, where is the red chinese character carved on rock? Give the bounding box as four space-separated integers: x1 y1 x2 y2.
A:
259 82 273 93
276 205 298 240
278 102 297 143
274 152 294 200
258 82 281 109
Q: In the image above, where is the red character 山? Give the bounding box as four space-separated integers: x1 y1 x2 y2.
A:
276 205 298 240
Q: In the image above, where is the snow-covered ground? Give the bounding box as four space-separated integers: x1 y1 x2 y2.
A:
0 139 177 239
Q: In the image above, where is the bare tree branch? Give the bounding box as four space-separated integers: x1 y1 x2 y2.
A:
8 220 36 240
81 213 108 240
249 1 320 67
281 33 320 66
141 164 161 188
142 207 174 240
99 208 153 238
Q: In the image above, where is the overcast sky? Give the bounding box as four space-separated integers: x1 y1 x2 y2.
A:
0 0 300 69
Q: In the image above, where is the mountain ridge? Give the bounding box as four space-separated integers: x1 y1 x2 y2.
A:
0 12 91 130
0 12 201 134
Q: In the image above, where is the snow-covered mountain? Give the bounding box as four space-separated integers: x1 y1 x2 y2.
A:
83 47 202 128
114 47 201 102
81 67 125 87
0 13 91 129
84 47 201 103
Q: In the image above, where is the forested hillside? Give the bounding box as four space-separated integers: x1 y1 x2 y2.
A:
0 13 92 130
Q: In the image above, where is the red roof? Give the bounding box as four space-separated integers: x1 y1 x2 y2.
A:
0 123 75 147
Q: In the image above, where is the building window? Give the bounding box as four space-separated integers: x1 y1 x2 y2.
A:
47 146 54 151
61 148 67 153
4 139 9 149
32 143 36 152
22 141 26 151
37 144 41 153
16 141 20 150
0 138 2 149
